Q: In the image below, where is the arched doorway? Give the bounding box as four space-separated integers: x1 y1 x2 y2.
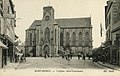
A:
44 45 50 57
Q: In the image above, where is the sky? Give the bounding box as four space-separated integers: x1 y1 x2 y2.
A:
13 0 107 48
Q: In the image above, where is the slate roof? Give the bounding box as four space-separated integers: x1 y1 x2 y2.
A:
56 17 91 28
29 20 41 29
28 17 91 30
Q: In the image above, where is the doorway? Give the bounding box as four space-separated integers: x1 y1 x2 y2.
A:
44 45 50 57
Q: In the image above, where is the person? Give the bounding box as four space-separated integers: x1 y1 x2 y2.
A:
15 54 17 63
44 54 47 58
82 54 86 60
62 51 65 59
23 54 26 62
87 53 91 60
17 55 19 62
20 54 26 63
78 53 81 60
65 51 68 60
44 51 47 58
70 51 73 59
67 49 70 60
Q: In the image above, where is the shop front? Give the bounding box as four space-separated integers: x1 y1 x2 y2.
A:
0 41 8 68
111 44 119 65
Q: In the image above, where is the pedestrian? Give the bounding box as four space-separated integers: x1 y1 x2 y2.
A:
62 52 65 59
23 54 26 62
15 54 17 63
82 54 85 60
17 55 19 62
87 53 91 60
70 51 73 59
44 55 47 58
78 53 81 60
64 51 67 60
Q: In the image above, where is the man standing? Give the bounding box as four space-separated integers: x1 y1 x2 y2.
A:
78 53 81 60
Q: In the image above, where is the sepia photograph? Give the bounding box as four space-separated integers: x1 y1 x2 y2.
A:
0 0 120 76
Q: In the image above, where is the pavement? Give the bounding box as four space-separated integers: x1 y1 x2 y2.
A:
2 62 20 69
2 57 120 70
97 61 120 71
16 57 110 69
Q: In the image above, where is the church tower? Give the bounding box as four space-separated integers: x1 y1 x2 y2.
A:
35 6 59 57
43 6 54 21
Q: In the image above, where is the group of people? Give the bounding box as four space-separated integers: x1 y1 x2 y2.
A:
61 49 73 60
61 50 92 61
77 53 86 60
14 53 26 63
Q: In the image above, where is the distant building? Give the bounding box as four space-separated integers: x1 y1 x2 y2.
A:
105 0 120 65
25 6 93 57
0 0 18 68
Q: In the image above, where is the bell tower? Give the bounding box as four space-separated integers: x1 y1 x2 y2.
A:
43 6 54 21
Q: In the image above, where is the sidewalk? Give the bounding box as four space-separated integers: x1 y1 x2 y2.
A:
3 62 20 69
97 61 120 71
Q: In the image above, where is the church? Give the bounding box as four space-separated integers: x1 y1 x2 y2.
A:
25 6 93 57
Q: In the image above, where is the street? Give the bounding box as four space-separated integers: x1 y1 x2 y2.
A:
16 57 108 69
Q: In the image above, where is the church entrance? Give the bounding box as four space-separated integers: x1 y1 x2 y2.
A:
44 45 50 58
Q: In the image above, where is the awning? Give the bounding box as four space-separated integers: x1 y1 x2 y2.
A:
0 41 8 49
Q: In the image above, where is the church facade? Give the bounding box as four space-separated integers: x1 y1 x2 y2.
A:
25 6 93 57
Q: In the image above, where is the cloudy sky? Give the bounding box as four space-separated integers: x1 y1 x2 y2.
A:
13 0 107 48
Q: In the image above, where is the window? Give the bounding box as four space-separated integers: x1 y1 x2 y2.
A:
60 33 64 46
37 30 39 44
108 14 111 25
55 29 56 45
66 32 70 45
72 32 76 46
30 33 32 46
79 32 83 46
45 16 50 21
45 27 50 42
85 32 89 46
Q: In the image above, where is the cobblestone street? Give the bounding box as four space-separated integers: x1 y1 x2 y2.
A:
16 57 109 69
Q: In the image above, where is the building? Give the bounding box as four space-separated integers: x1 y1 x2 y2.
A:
112 21 120 65
0 0 18 68
105 0 120 65
25 6 92 57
